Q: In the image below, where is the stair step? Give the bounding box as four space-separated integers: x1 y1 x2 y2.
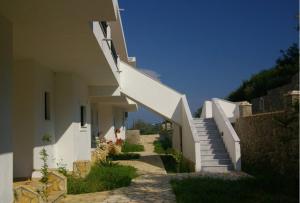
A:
200 140 224 145
198 135 222 140
200 149 228 155
201 154 230 160
202 159 232 165
196 129 219 133
201 165 233 173
200 145 226 151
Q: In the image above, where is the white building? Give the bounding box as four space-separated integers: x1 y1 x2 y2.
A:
0 1 241 202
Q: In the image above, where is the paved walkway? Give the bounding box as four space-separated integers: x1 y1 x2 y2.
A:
62 134 176 203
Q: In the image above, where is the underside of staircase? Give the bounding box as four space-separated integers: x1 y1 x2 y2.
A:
194 118 233 173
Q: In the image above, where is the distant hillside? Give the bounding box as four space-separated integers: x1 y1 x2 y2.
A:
227 44 299 102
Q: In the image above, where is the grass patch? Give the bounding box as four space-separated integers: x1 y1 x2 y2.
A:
67 161 137 194
170 176 298 203
108 153 140 160
121 141 144 152
160 155 192 173
153 138 172 154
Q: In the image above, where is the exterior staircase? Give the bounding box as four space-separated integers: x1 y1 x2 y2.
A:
194 118 233 172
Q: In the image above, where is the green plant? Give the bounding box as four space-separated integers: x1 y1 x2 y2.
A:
57 159 68 176
67 164 138 194
171 176 298 203
121 141 144 152
227 44 299 102
153 138 172 154
97 158 119 167
37 134 51 201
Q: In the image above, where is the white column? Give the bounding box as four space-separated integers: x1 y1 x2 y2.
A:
0 16 13 203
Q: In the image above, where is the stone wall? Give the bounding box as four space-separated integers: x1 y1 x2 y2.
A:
125 130 141 144
251 73 299 114
234 110 298 178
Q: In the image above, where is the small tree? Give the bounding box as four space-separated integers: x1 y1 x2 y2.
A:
37 134 51 202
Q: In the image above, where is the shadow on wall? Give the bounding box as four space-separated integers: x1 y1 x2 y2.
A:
12 59 91 178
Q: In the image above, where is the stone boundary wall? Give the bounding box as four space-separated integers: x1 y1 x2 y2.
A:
251 73 299 113
234 110 298 177
125 130 141 144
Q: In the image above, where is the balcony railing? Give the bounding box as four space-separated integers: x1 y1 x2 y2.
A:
110 41 118 66
100 21 108 38
99 21 118 66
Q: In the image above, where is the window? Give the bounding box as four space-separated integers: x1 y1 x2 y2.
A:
44 92 50 120
80 105 87 127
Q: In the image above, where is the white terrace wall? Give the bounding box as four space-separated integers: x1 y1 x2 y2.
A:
212 99 241 170
201 101 212 118
0 15 13 203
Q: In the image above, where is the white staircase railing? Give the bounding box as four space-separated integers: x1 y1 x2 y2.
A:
119 61 201 171
211 98 241 170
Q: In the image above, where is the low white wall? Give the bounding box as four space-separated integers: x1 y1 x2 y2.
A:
181 96 201 171
200 101 212 118
215 99 239 123
212 99 241 170
0 15 13 202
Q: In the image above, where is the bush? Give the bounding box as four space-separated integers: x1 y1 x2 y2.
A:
227 44 299 102
171 176 298 203
121 141 144 152
153 138 172 154
67 163 137 194
108 153 140 160
160 154 192 173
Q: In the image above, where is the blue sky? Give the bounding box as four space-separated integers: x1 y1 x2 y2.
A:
119 0 299 126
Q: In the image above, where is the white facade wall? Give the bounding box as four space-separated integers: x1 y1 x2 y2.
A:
12 62 57 176
98 104 115 141
54 73 91 171
12 62 35 178
97 104 126 142
113 107 126 140
0 15 13 203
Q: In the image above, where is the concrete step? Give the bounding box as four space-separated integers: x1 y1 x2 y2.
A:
202 159 232 165
194 122 216 126
201 154 230 160
200 149 228 155
200 144 226 151
195 127 218 132
196 130 219 135
200 140 224 145
201 165 233 173
198 135 222 140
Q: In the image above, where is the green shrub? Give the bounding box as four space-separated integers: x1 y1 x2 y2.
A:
108 153 140 160
171 176 298 203
121 141 144 152
160 155 192 173
153 138 172 154
67 164 137 194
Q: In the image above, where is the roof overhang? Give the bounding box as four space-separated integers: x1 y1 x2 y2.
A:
0 0 121 86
